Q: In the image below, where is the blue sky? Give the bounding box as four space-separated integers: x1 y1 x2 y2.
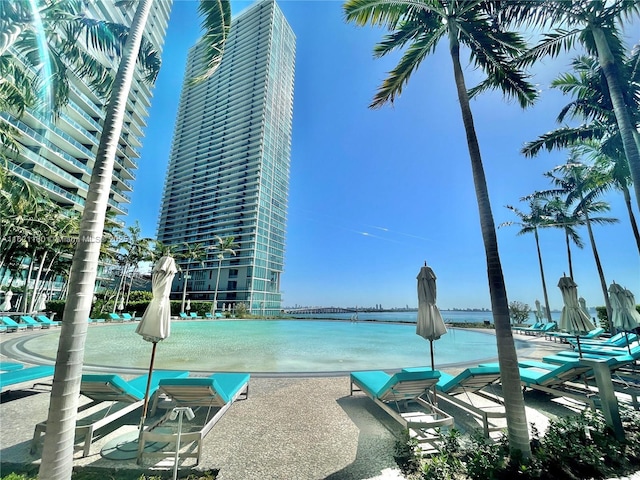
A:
129 0 639 311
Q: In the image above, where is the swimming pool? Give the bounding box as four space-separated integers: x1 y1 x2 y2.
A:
19 320 530 374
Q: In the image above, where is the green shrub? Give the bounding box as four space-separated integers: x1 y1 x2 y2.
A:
404 409 640 480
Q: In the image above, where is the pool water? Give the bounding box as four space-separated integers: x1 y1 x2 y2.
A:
22 320 528 373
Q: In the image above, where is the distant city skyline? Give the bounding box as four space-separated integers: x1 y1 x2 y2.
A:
129 1 639 312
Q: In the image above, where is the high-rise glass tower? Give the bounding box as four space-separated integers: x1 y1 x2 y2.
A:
158 0 295 316
1 2 172 217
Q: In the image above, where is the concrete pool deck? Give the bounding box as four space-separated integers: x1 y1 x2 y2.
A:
0 325 635 479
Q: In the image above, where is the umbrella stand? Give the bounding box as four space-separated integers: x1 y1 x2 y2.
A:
139 341 158 430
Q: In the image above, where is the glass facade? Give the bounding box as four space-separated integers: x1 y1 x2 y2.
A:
158 0 295 315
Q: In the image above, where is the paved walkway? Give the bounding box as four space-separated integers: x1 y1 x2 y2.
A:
0 326 635 479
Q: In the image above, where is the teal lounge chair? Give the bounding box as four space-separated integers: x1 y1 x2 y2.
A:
568 332 638 349
19 315 43 330
512 322 543 334
35 315 60 327
517 360 595 406
141 373 251 465
189 312 201 319
205 312 213 318
404 366 505 438
350 370 453 450
0 365 54 392
31 370 189 457
88 317 105 324
1 316 27 332
547 327 605 343
108 313 124 322
121 313 134 321
0 362 24 372
179 312 189 319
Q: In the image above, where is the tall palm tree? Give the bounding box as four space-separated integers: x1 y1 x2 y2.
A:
521 51 640 252
178 242 207 313
577 140 640 254
545 158 618 321
539 195 584 280
38 2 231 478
500 199 553 324
211 235 237 314
518 0 640 210
343 0 537 456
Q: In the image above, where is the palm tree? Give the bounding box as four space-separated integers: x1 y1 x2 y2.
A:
0 0 161 152
112 222 153 312
521 51 640 252
178 242 207 313
539 195 584 280
500 199 553 324
518 0 640 210
38 2 231 478
343 0 537 456
210 235 237 314
545 158 618 321
578 140 640 254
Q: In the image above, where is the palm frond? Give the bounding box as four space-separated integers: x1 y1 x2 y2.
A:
188 0 231 85
522 124 607 157
371 29 439 108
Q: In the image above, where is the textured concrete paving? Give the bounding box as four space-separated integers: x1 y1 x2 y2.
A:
0 327 636 479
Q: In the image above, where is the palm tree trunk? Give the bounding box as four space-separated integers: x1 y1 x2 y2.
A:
38 2 153 478
621 184 640 254
564 229 574 280
213 257 223 313
20 248 36 312
28 251 47 312
583 211 612 325
534 229 552 322
448 28 530 457
112 264 129 313
592 27 640 213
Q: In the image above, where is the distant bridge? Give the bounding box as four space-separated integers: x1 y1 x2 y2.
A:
283 307 417 314
283 307 358 314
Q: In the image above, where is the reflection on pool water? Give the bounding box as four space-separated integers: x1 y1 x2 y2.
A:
23 320 527 373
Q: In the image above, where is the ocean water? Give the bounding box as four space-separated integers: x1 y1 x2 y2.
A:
286 310 564 324
20 319 535 374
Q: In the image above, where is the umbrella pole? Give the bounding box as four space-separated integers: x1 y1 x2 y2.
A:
576 335 582 358
139 341 158 430
430 340 437 405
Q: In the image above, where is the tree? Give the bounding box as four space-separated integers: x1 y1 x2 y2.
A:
39 2 230 477
519 0 640 211
0 0 161 153
539 195 584 280
177 242 207 313
210 235 237 314
508 301 530 325
521 51 640 253
343 0 537 456
544 157 618 322
500 199 553 324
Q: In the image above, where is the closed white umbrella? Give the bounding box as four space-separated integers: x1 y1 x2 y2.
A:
579 297 590 320
609 283 640 353
135 255 178 427
35 293 47 312
0 290 13 311
535 299 543 323
558 276 596 357
416 263 447 371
